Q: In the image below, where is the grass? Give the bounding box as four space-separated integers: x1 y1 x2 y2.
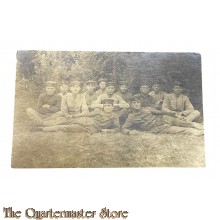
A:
11 84 205 168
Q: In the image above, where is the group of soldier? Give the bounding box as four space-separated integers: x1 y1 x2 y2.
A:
26 77 204 136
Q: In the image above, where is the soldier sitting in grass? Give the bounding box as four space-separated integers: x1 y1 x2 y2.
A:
136 82 155 108
58 83 70 99
26 81 62 126
94 77 107 98
162 81 203 130
61 80 89 118
34 99 121 134
149 80 167 109
83 80 98 111
91 81 130 110
115 80 133 103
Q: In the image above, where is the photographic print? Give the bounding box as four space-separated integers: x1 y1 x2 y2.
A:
12 51 205 168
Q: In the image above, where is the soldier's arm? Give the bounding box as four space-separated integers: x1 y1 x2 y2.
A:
81 93 89 113
73 109 101 118
90 95 103 109
101 117 120 133
117 96 130 109
37 94 49 114
182 96 194 116
162 95 175 113
61 96 70 118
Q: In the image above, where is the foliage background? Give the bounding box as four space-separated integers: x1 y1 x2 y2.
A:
16 51 203 110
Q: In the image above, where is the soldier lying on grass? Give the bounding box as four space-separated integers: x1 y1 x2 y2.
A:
31 98 121 134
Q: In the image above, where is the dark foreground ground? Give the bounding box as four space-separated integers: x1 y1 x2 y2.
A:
11 85 205 168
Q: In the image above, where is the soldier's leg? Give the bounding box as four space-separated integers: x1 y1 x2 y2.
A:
42 124 91 133
185 110 200 122
43 111 63 121
26 108 44 125
119 109 129 125
163 115 203 130
161 125 204 136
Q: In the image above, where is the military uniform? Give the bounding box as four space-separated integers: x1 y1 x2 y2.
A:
115 91 132 103
94 77 107 98
162 93 200 126
135 93 155 108
58 84 70 99
92 94 130 109
122 108 164 131
26 81 62 123
61 92 89 117
38 81 89 127
42 99 121 134
115 81 133 103
149 91 167 102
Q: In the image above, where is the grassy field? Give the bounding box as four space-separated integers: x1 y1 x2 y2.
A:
11 84 205 168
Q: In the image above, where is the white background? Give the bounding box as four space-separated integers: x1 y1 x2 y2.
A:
0 0 220 219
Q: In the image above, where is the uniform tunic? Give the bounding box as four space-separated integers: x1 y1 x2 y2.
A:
37 93 61 114
91 94 130 109
94 89 106 98
61 93 89 117
162 93 200 126
83 92 98 111
162 93 194 116
122 108 164 131
26 93 62 123
115 91 133 103
135 94 155 108
149 91 167 103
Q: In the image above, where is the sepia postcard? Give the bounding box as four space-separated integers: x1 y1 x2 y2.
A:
11 51 205 168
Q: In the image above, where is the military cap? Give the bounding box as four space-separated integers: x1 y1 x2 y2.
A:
130 94 141 102
139 81 150 87
45 81 57 87
107 81 116 87
173 81 183 88
101 99 114 105
85 80 97 85
60 84 69 91
119 80 128 86
152 79 163 86
98 77 107 83
70 80 82 87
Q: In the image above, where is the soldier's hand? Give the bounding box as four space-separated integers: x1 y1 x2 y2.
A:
176 112 186 120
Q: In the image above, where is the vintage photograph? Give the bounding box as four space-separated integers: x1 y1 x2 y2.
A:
12 51 205 168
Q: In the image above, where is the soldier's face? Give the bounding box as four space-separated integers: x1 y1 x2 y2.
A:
46 86 56 96
86 84 96 93
103 104 113 113
60 88 69 95
106 86 115 95
152 84 161 93
99 81 107 89
70 85 81 94
140 86 150 95
173 86 183 95
131 100 142 110
120 85 128 93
